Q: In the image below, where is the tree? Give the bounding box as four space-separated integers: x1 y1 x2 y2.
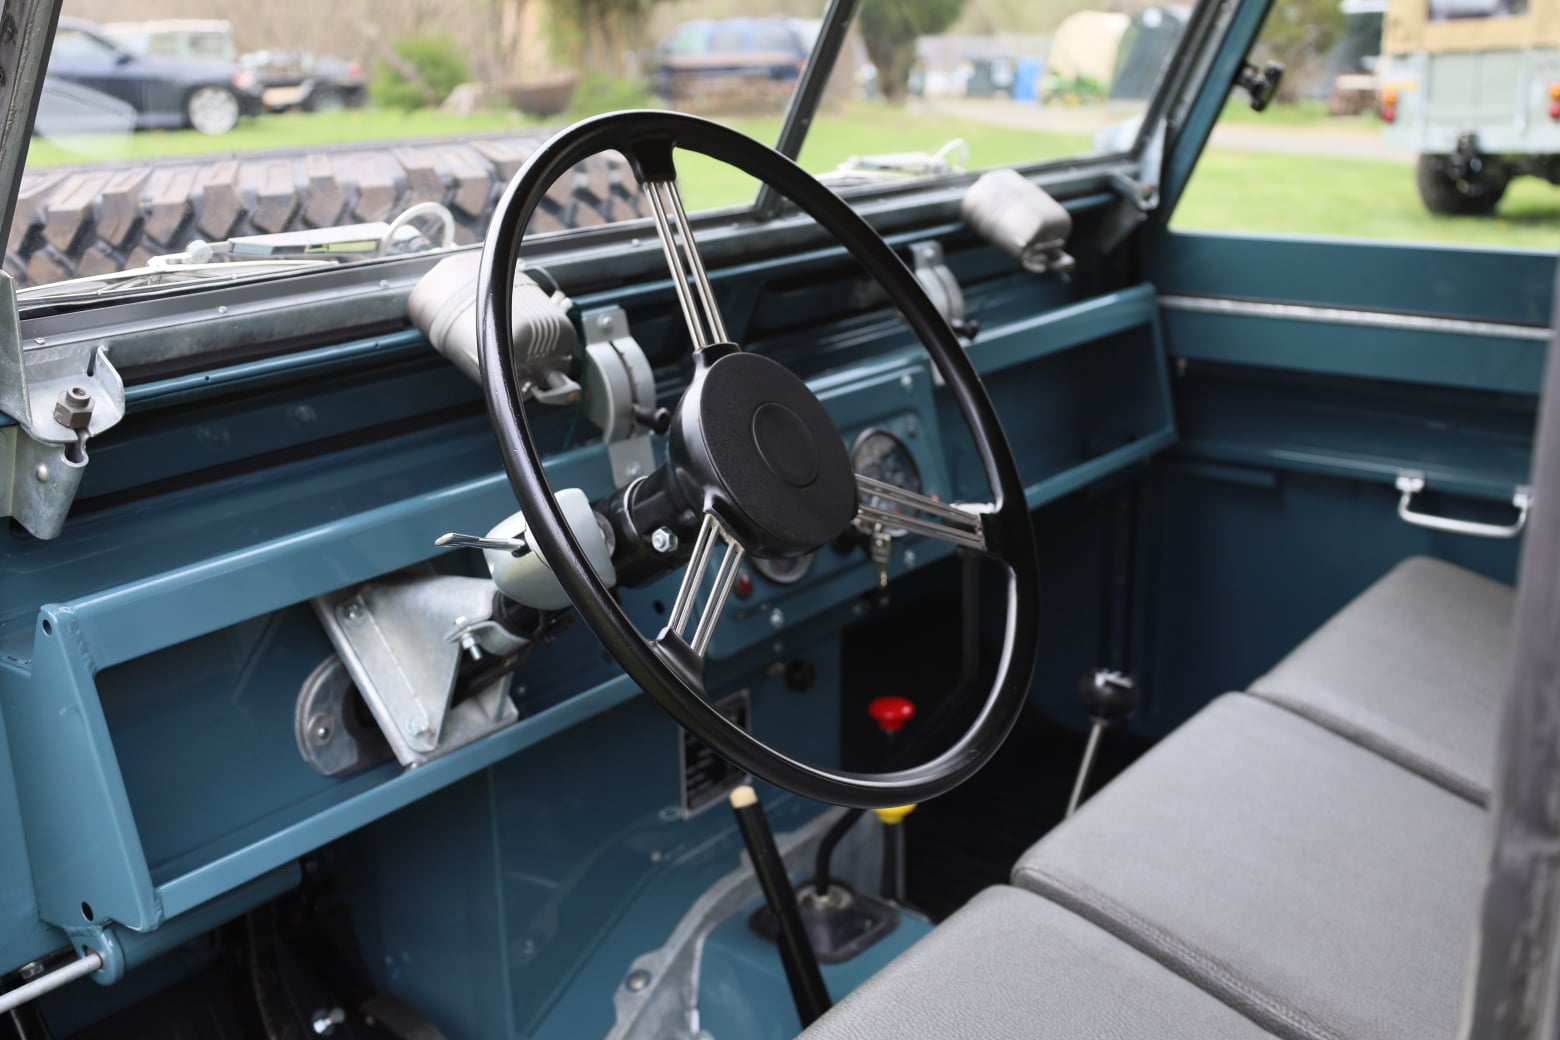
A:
859 0 967 103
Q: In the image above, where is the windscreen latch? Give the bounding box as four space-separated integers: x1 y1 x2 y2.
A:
0 273 126 539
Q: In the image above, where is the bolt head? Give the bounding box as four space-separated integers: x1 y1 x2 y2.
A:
341 601 366 623
650 527 678 553
899 372 915 394
33 463 48 482
598 314 614 330
902 549 917 569
625 969 652 992
767 608 785 630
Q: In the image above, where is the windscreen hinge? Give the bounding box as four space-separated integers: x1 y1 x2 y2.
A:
583 307 662 489
0 273 126 539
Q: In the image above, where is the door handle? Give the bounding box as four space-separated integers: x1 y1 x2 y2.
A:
1395 472 1531 539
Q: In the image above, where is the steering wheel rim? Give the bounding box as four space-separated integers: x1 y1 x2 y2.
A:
478 110 1039 809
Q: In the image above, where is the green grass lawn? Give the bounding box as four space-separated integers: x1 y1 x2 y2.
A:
23 102 1560 252
1176 146 1560 250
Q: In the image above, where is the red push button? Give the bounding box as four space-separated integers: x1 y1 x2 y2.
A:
868 696 916 734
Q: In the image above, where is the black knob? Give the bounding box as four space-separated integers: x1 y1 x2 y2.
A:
1080 670 1138 726
634 405 673 436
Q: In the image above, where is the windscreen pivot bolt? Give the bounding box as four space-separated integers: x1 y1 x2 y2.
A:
650 527 679 554
53 386 93 430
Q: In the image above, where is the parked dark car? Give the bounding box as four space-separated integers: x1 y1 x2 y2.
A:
653 16 812 110
43 18 263 135
239 49 367 113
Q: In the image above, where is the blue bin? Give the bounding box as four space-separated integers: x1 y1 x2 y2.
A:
1013 57 1043 102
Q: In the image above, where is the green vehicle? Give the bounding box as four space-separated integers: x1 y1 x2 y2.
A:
1378 0 1560 212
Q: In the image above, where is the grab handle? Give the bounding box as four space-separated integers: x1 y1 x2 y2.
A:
1395 472 1530 539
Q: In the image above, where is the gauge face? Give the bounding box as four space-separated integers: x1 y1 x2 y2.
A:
850 428 922 530
751 552 817 586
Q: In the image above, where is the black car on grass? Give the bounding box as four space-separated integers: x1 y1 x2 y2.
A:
41 18 263 136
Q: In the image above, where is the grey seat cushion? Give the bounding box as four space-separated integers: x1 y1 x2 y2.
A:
1249 556 1513 803
1011 694 1487 1040
799 885 1278 1040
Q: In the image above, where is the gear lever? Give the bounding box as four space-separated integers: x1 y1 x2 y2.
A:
1066 670 1139 816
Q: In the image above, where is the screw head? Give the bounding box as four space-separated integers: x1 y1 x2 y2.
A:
33 463 48 482
902 549 917 569
598 314 615 330
899 372 915 394
650 527 679 554
767 608 785 630
341 601 366 624
624 969 652 992
307 713 335 746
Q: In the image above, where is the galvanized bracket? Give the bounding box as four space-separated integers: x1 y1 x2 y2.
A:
0 274 127 539
311 567 527 769
911 241 965 327
582 306 659 489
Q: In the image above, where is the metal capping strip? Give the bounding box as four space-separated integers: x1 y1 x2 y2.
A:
1159 294 1551 343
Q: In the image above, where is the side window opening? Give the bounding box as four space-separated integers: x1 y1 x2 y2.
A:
1171 0 1560 248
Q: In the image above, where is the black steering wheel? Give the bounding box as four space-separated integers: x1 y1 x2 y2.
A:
477 111 1039 809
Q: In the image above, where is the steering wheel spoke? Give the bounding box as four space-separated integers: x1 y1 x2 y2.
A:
855 473 990 552
629 137 730 353
661 511 746 659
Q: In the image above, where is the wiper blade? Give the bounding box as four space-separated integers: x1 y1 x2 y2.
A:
17 202 459 305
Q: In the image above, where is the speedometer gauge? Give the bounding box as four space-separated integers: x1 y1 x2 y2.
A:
850 428 922 532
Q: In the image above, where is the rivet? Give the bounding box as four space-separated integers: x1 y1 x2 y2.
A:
33 463 48 482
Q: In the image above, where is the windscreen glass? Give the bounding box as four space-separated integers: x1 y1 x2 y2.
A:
15 0 1189 298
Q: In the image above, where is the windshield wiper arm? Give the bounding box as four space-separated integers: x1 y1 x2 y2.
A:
17 202 459 305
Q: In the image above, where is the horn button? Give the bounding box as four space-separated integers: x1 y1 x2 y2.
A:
668 349 857 556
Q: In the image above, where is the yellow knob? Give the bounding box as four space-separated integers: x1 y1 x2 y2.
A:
873 804 917 825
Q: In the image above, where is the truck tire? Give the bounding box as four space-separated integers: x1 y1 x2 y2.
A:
1416 153 1509 216
5 131 649 289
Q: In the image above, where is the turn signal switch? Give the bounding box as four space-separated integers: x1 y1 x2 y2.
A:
1066 670 1139 816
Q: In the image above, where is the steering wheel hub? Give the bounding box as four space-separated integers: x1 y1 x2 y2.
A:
669 349 856 557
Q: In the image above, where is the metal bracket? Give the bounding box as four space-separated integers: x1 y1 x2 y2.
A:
1099 120 1165 255
311 567 527 768
910 241 965 327
583 307 659 488
0 274 126 539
